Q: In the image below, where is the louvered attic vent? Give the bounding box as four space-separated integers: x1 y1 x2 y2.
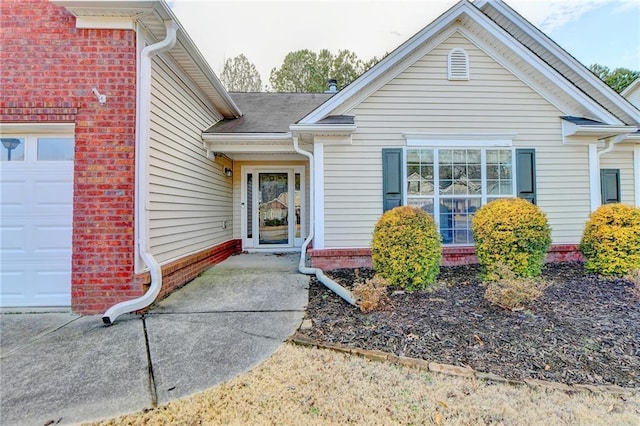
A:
448 48 469 80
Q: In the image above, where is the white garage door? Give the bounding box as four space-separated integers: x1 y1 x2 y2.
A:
1 135 74 308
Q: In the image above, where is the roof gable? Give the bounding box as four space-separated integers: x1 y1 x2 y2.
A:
475 0 639 125
299 0 637 126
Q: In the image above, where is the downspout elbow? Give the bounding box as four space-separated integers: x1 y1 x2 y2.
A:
292 136 357 307
102 21 178 325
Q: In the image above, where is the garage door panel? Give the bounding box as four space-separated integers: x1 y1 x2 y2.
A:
34 225 72 253
34 180 73 208
0 180 28 209
0 225 27 254
1 134 74 308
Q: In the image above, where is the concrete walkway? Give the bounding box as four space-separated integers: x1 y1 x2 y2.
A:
0 253 309 426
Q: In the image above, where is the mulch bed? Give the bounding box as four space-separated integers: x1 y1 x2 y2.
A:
296 262 640 388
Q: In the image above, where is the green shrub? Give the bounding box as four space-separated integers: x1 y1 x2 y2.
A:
472 198 551 280
579 203 640 276
483 263 547 310
371 206 442 291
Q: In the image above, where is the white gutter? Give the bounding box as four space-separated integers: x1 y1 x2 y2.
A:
588 134 627 212
291 136 357 306
102 20 178 325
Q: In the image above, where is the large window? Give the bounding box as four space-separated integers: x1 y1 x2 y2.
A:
406 148 514 244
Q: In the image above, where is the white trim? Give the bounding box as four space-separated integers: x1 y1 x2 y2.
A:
448 48 470 80
203 133 292 142
298 1 623 125
74 16 134 29
478 0 640 124
0 123 75 135
313 143 325 249
299 1 470 124
635 146 640 207
404 132 516 147
289 123 357 134
621 78 640 98
561 120 637 140
154 50 223 122
588 144 600 212
241 166 305 250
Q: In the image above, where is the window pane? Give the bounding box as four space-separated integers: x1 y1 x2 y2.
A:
37 138 74 161
408 198 434 214
1 138 25 161
441 198 480 244
486 149 513 197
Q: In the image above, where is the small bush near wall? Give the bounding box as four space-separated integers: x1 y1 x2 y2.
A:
371 206 442 291
483 263 548 310
472 198 551 280
580 204 640 276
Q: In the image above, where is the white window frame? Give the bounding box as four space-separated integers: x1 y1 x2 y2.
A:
403 141 516 246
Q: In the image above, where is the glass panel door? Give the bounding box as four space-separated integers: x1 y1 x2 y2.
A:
258 172 289 245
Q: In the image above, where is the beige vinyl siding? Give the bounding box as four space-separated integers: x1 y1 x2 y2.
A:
323 31 591 249
600 145 636 206
148 56 232 264
626 88 640 109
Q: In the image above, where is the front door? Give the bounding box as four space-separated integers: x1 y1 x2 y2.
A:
242 167 305 249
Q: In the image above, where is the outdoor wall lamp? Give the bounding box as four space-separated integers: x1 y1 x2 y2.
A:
1 138 21 161
224 167 232 177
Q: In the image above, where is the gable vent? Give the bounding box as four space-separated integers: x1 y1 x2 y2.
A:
448 48 469 80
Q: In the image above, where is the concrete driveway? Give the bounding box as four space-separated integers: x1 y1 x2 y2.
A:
0 253 308 425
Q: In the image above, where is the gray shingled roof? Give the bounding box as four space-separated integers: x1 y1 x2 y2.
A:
561 116 607 126
205 93 333 134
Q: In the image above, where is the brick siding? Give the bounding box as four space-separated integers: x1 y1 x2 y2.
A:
1 0 138 314
309 244 584 271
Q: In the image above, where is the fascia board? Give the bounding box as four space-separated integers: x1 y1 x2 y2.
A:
289 124 357 134
621 78 640 98
562 120 638 139
480 0 640 123
299 0 622 126
297 0 471 125
202 133 293 142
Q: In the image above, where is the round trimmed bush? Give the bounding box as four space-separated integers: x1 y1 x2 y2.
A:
471 198 551 280
371 206 442 291
579 203 640 276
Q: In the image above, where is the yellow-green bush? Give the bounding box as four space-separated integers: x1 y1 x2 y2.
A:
471 198 551 280
371 206 441 291
579 203 640 276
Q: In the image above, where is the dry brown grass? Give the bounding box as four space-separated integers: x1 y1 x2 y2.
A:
89 343 640 426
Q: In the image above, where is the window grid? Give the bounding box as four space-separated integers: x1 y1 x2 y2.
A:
406 147 514 245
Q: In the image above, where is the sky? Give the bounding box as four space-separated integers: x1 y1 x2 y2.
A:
170 0 640 85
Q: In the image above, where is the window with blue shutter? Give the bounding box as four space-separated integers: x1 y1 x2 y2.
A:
516 149 536 204
600 169 620 204
382 148 403 212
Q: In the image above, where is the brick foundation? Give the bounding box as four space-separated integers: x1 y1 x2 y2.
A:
135 239 242 305
309 244 583 271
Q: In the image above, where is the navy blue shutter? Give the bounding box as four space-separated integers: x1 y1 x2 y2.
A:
516 149 536 204
600 169 620 204
382 148 403 212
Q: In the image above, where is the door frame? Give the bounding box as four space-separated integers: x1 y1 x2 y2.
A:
241 165 306 250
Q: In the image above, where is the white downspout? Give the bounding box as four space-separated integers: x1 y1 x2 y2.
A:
102 21 178 325
292 136 357 306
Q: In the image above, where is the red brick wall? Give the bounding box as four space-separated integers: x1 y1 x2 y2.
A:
1 0 139 314
309 245 584 270
135 240 243 302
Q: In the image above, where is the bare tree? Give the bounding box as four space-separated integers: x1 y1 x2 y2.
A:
220 54 262 92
